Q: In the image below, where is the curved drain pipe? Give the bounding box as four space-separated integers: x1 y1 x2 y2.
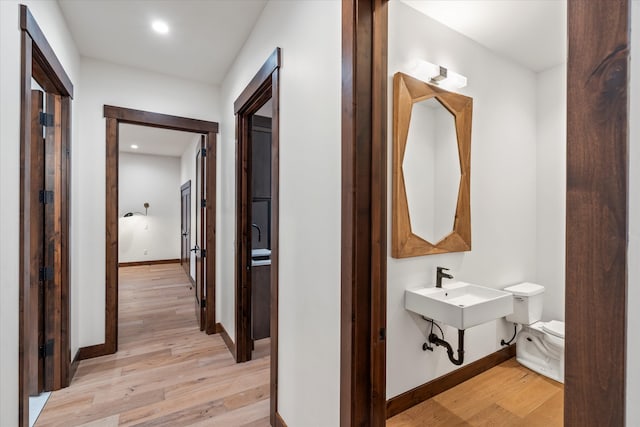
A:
428 329 465 366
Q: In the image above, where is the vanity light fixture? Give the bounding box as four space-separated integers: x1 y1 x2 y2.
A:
130 144 139 150
409 60 467 89
151 20 169 35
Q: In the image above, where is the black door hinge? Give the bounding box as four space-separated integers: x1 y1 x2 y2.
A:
201 147 207 157
39 266 53 282
39 190 54 204
39 112 54 127
201 199 206 208
201 249 207 258
200 299 206 308
379 327 386 341
39 340 54 358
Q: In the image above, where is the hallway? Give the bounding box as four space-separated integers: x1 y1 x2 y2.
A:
35 264 270 427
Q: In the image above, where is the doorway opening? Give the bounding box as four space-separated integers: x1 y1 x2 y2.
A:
89 106 218 360
234 47 281 425
341 1 630 426
19 5 74 427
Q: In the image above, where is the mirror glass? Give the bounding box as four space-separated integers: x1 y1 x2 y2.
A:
402 97 460 243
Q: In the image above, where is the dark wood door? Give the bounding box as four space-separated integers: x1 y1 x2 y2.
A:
43 92 62 392
27 89 62 394
194 136 206 330
180 181 191 277
28 89 46 396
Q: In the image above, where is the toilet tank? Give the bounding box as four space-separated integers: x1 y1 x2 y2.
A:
503 282 545 324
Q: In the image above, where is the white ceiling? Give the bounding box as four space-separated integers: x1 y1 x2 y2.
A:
57 0 268 85
401 0 567 72
119 124 198 157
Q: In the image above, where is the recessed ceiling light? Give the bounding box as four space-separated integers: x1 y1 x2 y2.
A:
131 144 139 149
152 20 169 35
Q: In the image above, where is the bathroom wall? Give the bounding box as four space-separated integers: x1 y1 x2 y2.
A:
536 64 566 322
76 58 220 347
118 152 181 263
218 1 341 424
627 1 639 424
387 1 538 398
0 1 80 424
179 136 201 281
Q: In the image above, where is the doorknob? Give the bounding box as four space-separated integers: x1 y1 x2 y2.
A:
190 247 198 252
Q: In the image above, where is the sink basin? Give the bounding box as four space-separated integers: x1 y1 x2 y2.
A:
405 281 513 330
251 248 271 267
252 248 271 258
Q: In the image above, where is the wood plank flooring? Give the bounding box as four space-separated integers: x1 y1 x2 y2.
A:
387 358 564 427
36 264 270 427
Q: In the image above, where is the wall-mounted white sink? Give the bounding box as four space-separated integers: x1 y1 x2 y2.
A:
405 281 513 330
251 248 271 267
252 248 271 258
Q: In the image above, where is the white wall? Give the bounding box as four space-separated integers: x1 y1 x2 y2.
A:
218 1 341 425
387 1 538 398
180 136 201 281
0 1 80 425
119 153 181 263
536 64 566 322
627 1 639 424
76 58 220 347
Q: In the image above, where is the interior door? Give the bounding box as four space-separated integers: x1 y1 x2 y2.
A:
28 88 46 396
180 181 191 277
194 136 206 330
43 91 62 392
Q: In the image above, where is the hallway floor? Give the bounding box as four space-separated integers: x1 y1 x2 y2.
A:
386 358 563 427
36 263 270 427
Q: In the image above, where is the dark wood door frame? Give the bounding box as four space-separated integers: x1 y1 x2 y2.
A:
19 5 74 427
341 0 630 425
565 1 629 424
86 106 218 361
234 47 281 426
180 180 192 278
341 1 388 425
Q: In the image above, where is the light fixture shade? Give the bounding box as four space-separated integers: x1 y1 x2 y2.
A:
445 70 467 89
408 60 467 90
409 59 440 83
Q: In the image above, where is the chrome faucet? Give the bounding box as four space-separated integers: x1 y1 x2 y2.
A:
252 223 262 242
436 267 453 288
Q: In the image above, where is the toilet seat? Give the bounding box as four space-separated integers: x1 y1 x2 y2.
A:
542 320 565 339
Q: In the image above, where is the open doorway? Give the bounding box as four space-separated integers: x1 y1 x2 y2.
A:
88 106 218 360
234 48 281 425
116 124 207 338
341 1 630 426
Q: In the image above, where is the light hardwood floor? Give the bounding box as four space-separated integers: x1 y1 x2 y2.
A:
36 264 270 427
387 358 564 427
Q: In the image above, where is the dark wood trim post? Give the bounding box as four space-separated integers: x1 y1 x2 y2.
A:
565 0 629 425
341 1 388 425
105 117 119 355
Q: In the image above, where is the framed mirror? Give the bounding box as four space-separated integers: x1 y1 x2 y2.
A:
392 72 472 258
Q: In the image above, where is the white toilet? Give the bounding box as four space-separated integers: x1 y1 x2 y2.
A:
504 282 565 383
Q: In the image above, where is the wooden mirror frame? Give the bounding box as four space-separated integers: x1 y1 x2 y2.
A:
392 72 472 258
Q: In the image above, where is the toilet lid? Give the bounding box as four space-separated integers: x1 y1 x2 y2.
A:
542 320 565 338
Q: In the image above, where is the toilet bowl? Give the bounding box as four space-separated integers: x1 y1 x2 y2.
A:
504 283 565 383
